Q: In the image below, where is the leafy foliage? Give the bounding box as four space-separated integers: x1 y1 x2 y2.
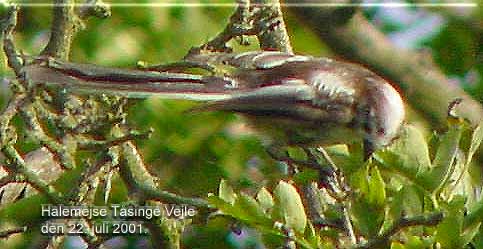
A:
207 120 483 248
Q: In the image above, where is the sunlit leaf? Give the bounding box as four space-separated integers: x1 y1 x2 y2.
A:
428 123 463 192
256 187 274 213
233 194 271 226
391 241 407 249
274 181 307 233
219 179 236 205
207 195 237 215
405 235 428 249
461 221 481 247
467 122 483 164
287 147 308 161
375 125 432 190
368 166 386 207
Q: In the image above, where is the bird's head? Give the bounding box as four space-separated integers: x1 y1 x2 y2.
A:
361 78 405 160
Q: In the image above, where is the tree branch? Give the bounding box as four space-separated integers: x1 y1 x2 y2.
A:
41 0 78 60
252 0 293 53
0 226 27 239
1 5 23 76
76 0 111 20
188 0 292 55
117 146 210 209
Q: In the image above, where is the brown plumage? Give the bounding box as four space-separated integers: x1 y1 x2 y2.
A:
25 51 405 159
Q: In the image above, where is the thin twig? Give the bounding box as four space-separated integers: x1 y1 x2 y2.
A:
77 128 153 150
69 151 110 202
356 212 444 249
0 175 14 189
187 0 254 54
313 148 356 244
0 226 27 238
143 185 211 209
301 182 323 226
316 148 349 195
188 0 292 55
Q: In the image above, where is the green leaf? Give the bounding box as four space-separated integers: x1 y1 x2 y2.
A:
327 144 364 174
256 187 274 213
389 185 423 221
391 125 432 170
292 169 319 186
461 221 481 247
427 123 463 192
287 147 308 161
233 194 271 225
274 180 307 233
207 194 272 227
219 179 236 204
349 166 369 196
471 227 483 249
368 166 386 207
405 235 427 249
449 122 483 194
465 199 483 229
350 164 386 237
391 242 407 249
374 125 432 190
351 198 385 238
436 218 462 247
467 122 483 165
435 196 466 248
304 222 321 248
207 195 236 213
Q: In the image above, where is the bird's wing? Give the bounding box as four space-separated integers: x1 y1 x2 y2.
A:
191 80 354 123
184 51 311 70
189 53 357 123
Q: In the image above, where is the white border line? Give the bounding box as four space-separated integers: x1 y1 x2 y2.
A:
3 2 479 8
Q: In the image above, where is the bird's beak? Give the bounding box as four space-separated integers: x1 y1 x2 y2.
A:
363 138 375 161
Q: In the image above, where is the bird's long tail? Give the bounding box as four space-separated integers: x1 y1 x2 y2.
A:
23 61 236 101
23 59 316 114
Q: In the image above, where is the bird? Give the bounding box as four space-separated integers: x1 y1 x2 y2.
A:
24 51 405 160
